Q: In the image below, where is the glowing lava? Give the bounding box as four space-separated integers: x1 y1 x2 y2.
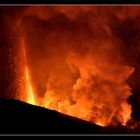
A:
24 66 36 105
21 38 36 105
16 6 137 128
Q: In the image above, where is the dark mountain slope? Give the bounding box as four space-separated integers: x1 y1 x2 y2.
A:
0 98 133 134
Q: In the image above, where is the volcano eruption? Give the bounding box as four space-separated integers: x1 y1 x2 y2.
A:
0 6 140 133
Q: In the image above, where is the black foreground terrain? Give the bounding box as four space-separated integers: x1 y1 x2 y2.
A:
0 99 137 134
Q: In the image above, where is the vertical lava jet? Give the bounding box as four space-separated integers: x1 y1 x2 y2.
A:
19 38 36 105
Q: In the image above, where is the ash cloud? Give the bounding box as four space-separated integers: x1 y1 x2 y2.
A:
13 6 140 125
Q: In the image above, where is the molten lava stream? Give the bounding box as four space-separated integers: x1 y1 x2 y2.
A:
24 66 36 105
21 39 36 105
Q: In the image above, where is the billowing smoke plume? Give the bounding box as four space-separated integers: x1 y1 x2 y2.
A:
12 6 140 126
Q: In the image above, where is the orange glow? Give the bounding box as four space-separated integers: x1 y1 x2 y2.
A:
20 38 36 105
119 102 132 126
24 66 36 105
16 6 137 127
95 121 106 127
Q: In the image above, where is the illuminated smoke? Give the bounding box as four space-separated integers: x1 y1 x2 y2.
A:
14 6 140 126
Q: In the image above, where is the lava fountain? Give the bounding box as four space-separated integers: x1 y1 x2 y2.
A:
16 6 137 127
20 38 36 105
